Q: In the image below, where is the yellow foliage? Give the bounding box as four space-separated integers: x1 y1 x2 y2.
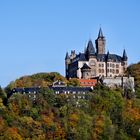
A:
92 115 105 140
69 113 79 128
0 98 5 109
123 100 140 121
54 123 66 139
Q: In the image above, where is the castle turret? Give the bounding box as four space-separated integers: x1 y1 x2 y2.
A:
122 49 128 61
95 28 106 54
122 49 128 72
81 63 91 79
65 52 70 78
70 50 76 59
86 40 95 59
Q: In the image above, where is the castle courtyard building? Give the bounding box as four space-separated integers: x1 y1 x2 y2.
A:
65 28 128 79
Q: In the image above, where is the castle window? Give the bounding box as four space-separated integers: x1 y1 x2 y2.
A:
107 69 109 72
116 64 119 68
112 69 115 74
102 64 104 67
116 69 119 74
99 69 101 73
99 64 101 67
107 63 109 67
92 70 96 76
112 64 115 68
90 60 96 66
102 69 104 73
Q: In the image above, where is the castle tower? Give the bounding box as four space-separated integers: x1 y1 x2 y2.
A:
95 28 106 54
122 49 128 71
65 52 70 78
81 63 91 79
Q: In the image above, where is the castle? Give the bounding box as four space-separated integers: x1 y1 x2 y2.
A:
65 28 128 79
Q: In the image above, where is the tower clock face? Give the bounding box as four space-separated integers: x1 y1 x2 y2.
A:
90 60 96 66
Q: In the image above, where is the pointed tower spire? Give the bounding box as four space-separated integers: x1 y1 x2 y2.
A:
65 52 70 60
107 50 110 55
87 40 95 55
98 27 104 38
106 50 110 60
122 49 128 61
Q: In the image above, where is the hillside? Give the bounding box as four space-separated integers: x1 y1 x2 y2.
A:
5 72 80 95
7 72 67 88
127 62 140 97
0 63 140 139
0 85 140 139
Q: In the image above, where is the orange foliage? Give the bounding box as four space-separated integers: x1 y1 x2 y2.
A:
3 127 22 140
42 112 54 127
92 115 105 140
12 102 20 115
0 117 5 132
54 123 66 139
123 100 140 121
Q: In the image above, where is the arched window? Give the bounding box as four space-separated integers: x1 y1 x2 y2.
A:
90 60 96 66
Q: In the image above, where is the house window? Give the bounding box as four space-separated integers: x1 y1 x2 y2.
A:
73 91 76 94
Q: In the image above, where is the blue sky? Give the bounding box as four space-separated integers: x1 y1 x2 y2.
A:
0 0 140 87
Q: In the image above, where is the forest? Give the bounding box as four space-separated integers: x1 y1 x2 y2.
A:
0 62 140 140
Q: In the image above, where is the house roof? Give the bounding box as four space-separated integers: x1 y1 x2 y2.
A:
51 86 92 92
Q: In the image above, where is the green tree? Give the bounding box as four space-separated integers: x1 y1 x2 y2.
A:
67 78 80 87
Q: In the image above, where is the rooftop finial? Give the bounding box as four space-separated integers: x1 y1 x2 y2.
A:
98 27 103 38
